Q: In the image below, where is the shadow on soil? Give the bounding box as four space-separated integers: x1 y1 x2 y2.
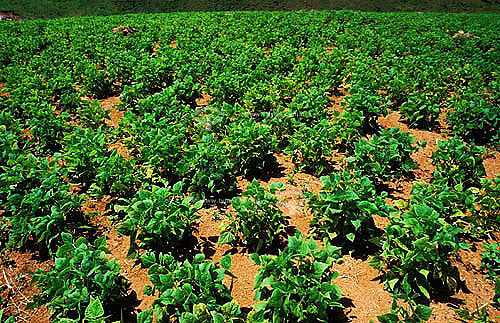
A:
243 156 286 182
108 290 141 323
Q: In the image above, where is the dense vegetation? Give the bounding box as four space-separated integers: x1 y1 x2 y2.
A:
1 0 500 18
0 9 499 322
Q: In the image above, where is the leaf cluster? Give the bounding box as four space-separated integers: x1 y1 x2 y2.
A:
141 252 240 322
219 180 285 253
29 233 129 321
248 231 344 322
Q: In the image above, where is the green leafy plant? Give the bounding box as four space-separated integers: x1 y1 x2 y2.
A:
218 180 285 253
241 81 280 113
122 112 188 184
369 204 468 300
342 86 389 132
78 100 111 129
455 302 497 323
22 98 73 152
307 170 392 246
64 127 138 195
399 92 441 130
141 252 241 322
346 127 422 183
286 88 330 125
28 233 129 321
469 176 500 234
116 182 204 256
333 109 364 153
225 118 278 176
248 231 344 322
81 63 116 99
408 181 476 225
182 134 236 198
285 119 336 175
0 154 86 253
481 243 500 280
447 89 500 146
431 137 486 188
377 294 432 323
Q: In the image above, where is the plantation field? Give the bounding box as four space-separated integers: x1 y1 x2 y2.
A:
1 0 500 18
0 9 500 323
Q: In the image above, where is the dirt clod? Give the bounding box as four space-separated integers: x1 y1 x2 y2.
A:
112 26 137 37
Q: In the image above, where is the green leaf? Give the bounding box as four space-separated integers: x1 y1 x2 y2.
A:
419 269 430 279
218 231 235 246
253 301 267 312
85 296 104 319
114 204 128 213
388 278 399 291
132 199 154 213
194 254 205 263
117 220 135 235
221 300 240 316
377 313 399 323
194 199 204 210
417 284 430 299
221 254 232 270
346 232 355 242
415 304 432 320
61 232 73 244
249 253 261 265
313 261 329 278
137 309 153 323
56 242 74 257
141 252 156 267
268 289 283 307
182 283 193 295
212 311 224 323
351 219 362 230
179 312 196 323
94 236 107 250
413 204 432 219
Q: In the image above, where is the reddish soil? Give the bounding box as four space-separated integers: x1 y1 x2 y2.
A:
20 128 34 141
108 141 132 159
336 256 392 321
328 93 344 116
195 91 212 107
100 96 123 128
2 91 499 322
484 150 500 180
91 213 155 313
99 95 132 159
0 82 8 98
152 42 160 56
326 46 338 54
0 251 51 322
112 26 137 37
